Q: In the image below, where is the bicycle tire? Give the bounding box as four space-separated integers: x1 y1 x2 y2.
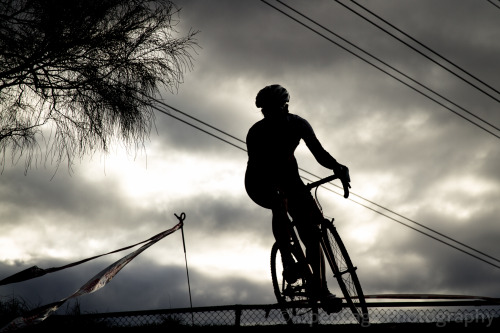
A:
270 242 310 325
320 220 369 325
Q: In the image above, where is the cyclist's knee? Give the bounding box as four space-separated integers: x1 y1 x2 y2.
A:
289 194 322 221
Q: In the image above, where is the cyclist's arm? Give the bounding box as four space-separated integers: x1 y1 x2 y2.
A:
299 118 338 169
298 117 351 198
338 165 351 198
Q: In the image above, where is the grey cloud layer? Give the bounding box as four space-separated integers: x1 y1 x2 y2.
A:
1 0 499 314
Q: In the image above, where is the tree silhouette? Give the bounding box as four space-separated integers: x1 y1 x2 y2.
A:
0 0 199 172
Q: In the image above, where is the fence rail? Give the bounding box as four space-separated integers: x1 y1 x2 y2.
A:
33 299 500 330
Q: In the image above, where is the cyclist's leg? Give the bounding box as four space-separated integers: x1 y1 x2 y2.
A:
287 190 328 297
271 197 296 269
245 168 296 273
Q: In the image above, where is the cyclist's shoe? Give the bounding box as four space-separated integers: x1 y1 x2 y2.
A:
283 262 302 284
319 289 342 314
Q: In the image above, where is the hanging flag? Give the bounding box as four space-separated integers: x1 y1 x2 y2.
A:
1 219 184 332
1 221 184 286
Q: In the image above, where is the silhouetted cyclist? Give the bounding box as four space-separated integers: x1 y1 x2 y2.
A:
245 84 350 306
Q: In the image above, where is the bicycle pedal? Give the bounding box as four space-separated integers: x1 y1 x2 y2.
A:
321 297 343 314
282 286 298 297
323 304 342 314
283 262 303 284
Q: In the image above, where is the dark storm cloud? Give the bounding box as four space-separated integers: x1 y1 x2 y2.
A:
1 169 122 227
151 105 249 155
0 258 274 313
170 0 500 303
175 0 345 75
84 261 274 311
162 192 275 251
1 0 499 316
357 183 500 297
0 165 180 239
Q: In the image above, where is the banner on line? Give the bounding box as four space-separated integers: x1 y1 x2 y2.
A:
0 218 184 332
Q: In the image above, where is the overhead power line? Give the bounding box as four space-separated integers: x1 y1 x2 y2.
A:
487 0 500 10
152 98 247 152
157 110 246 152
262 0 500 140
150 98 500 270
338 0 500 103
299 170 500 270
302 172 500 270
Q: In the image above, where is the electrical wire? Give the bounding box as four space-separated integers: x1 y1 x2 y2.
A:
151 101 247 153
300 173 500 270
487 0 500 10
338 0 500 104
134 1 500 268
299 170 500 268
153 98 246 146
255 1 500 266
261 0 500 140
150 98 500 270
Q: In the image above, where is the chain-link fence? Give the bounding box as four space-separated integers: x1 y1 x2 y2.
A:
33 300 499 330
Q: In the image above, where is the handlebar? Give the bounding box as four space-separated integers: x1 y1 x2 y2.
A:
305 174 350 198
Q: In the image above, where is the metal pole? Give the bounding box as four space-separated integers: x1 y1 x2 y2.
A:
176 212 194 325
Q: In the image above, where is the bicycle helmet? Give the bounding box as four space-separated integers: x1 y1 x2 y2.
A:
255 84 290 108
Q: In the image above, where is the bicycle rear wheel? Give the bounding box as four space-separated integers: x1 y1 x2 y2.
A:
320 219 369 325
270 242 310 325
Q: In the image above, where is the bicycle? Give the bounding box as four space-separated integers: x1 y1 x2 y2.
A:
270 174 369 325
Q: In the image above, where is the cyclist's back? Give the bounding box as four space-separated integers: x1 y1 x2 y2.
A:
245 85 341 210
246 113 307 208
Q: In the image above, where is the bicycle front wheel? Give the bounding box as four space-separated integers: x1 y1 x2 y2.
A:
320 220 369 325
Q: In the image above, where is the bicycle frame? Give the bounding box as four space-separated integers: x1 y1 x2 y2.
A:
270 173 368 325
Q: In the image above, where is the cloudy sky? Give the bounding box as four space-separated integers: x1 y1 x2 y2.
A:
1 0 499 314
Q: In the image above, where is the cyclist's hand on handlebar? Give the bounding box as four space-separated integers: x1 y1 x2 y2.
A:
334 163 351 199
